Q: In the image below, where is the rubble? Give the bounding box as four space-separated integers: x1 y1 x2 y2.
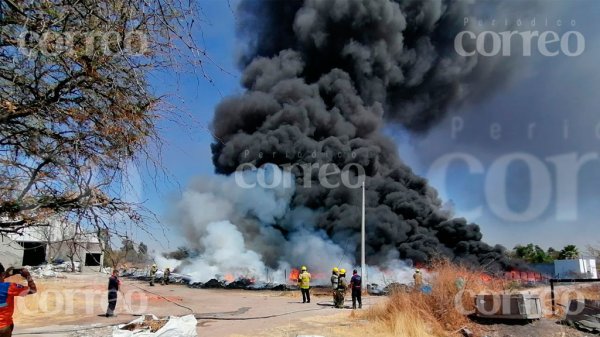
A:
202 279 225 289
225 278 253 289
270 284 289 291
121 315 168 333
187 282 203 289
368 282 410 296
122 268 191 285
29 264 67 278
562 299 600 333
460 327 474 337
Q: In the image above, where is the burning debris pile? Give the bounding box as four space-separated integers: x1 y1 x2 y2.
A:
187 277 288 291
173 0 529 282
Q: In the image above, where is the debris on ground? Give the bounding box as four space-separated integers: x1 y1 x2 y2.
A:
367 282 411 295
202 278 225 288
121 315 168 333
459 327 474 337
113 314 197 337
29 264 67 278
270 284 289 291
562 299 600 333
123 268 191 285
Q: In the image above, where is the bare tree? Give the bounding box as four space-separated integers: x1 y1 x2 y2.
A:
65 233 81 272
0 0 209 235
40 219 69 263
102 239 128 269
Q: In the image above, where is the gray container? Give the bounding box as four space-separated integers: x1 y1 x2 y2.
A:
474 293 542 319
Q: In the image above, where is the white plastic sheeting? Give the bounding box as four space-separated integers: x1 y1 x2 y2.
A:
112 315 197 337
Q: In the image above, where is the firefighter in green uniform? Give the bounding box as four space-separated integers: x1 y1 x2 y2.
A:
149 264 157 286
335 269 348 308
162 267 171 285
331 267 339 306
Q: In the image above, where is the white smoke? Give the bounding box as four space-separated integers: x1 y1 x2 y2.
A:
175 164 293 247
182 220 269 283
153 254 182 271
173 164 423 286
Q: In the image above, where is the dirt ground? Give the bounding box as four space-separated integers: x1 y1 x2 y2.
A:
5 273 594 337
7 272 379 337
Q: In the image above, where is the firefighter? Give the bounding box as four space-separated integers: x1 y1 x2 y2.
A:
331 267 339 306
335 269 348 308
413 268 423 290
350 269 362 309
297 266 311 303
149 264 157 286
162 268 171 285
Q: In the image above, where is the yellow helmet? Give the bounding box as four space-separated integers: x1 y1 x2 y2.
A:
332 267 339 273
301 266 307 271
415 269 420 273
340 269 346 274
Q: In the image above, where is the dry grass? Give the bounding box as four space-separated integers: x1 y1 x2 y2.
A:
358 260 506 337
574 284 600 300
548 284 600 317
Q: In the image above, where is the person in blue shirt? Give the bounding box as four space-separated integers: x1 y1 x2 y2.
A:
350 269 362 309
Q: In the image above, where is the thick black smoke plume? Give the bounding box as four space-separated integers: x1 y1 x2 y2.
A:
210 0 523 271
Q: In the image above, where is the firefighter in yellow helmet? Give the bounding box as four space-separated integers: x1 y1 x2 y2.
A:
162 267 171 285
149 264 157 286
298 266 311 303
413 268 423 290
331 267 339 306
335 268 348 308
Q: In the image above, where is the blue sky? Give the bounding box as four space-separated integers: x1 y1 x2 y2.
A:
129 1 241 251
132 1 600 253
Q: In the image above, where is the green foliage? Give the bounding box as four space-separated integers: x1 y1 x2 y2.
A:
103 239 149 267
558 244 580 260
511 243 555 263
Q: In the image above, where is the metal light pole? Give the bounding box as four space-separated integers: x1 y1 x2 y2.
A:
361 180 366 285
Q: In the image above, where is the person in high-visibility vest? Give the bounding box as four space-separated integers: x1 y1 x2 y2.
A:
297 266 311 303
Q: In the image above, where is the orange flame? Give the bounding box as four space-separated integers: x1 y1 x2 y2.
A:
479 273 493 282
503 270 548 282
224 274 235 283
289 268 299 282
